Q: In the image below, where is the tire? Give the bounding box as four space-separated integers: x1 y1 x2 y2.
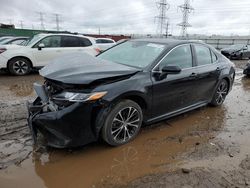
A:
8 57 31 76
210 79 229 106
101 100 143 146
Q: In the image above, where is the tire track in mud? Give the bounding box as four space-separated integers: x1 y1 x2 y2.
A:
0 100 32 169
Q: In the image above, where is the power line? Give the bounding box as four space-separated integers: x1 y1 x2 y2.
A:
155 0 170 37
177 0 194 38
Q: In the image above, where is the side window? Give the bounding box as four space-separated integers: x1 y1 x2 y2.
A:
79 38 92 47
36 36 61 48
103 39 114 44
61 36 81 47
159 45 193 70
96 39 102 44
194 45 212 66
211 51 218 63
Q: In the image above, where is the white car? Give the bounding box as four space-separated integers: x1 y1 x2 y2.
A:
95 38 116 52
0 34 100 75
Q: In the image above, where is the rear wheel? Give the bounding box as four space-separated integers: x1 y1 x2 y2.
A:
210 79 229 106
101 100 143 146
8 57 31 76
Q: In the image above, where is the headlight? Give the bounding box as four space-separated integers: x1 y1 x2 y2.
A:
53 91 107 102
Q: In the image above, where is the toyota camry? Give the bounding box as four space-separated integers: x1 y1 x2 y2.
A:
27 39 235 148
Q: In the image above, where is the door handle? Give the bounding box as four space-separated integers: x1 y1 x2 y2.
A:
189 73 198 78
216 67 221 71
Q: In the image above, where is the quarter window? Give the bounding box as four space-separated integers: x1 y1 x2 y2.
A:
158 45 193 70
79 38 92 47
194 45 212 66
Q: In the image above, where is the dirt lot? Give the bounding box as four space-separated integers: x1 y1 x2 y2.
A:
0 60 250 188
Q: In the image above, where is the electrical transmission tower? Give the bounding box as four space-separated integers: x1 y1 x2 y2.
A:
38 12 45 30
54 13 60 31
156 0 170 37
19 20 23 29
177 0 194 38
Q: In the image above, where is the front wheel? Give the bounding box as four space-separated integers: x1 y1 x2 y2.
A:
101 100 143 146
8 57 31 76
210 79 229 106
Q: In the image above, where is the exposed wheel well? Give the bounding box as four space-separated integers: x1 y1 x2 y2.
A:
222 77 231 93
121 95 147 112
7 56 33 69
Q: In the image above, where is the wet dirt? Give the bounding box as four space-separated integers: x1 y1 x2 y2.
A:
0 61 250 188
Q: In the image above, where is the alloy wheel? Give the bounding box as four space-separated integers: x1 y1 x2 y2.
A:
215 81 228 105
111 107 140 143
13 60 28 75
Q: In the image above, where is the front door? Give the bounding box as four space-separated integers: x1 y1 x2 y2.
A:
151 44 198 119
32 35 62 66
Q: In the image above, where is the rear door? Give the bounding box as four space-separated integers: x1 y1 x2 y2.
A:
192 44 221 102
61 36 97 56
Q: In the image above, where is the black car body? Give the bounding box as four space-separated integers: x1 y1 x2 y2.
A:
221 44 250 60
27 39 235 148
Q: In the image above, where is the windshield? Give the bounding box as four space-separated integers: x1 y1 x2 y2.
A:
23 35 44 46
97 41 166 68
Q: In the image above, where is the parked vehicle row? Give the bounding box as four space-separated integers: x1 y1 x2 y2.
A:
0 34 117 75
0 36 29 45
27 39 235 148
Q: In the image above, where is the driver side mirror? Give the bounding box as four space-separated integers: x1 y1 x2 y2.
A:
162 65 182 74
155 65 182 80
243 46 248 50
38 43 45 50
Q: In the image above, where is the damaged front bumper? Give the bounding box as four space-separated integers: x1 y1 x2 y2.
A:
27 97 100 148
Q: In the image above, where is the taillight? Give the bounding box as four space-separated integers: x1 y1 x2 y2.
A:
0 48 6 54
94 48 101 54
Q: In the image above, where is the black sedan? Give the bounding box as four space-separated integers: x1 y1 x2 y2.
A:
27 39 235 148
221 44 250 60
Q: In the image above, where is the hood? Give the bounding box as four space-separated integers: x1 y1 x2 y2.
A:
40 52 141 85
0 44 25 49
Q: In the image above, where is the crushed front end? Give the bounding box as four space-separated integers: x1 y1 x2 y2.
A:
27 79 107 148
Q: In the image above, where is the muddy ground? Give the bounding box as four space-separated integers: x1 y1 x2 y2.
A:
0 60 250 188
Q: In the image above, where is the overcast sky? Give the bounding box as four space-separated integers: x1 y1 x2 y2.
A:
0 0 250 36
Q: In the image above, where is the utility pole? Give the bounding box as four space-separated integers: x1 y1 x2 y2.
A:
98 26 101 35
165 19 170 38
54 13 60 31
8 19 12 25
177 0 194 38
19 20 24 29
156 0 170 37
38 12 45 30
